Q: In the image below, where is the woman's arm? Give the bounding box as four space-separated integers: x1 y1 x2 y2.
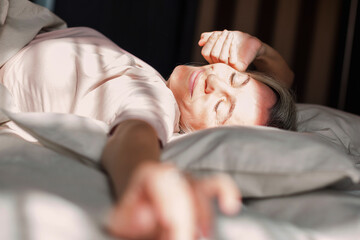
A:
198 30 294 89
101 119 161 196
101 119 241 239
252 42 294 89
101 119 195 239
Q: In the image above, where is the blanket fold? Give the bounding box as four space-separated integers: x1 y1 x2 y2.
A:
0 0 66 67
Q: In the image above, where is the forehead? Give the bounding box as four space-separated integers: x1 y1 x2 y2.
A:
226 77 276 126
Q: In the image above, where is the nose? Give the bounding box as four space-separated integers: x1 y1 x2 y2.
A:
205 74 227 94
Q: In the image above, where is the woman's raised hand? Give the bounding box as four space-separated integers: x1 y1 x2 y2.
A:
107 162 241 240
198 30 264 72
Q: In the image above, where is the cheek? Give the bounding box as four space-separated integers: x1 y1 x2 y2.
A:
252 80 277 109
237 95 260 121
237 80 276 125
179 100 211 130
169 67 183 93
169 71 191 106
231 89 268 126
244 89 274 125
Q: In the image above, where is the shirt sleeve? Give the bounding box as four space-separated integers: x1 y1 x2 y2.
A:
107 69 180 145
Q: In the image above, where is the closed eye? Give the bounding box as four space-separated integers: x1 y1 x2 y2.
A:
214 99 224 112
240 75 250 87
230 73 236 86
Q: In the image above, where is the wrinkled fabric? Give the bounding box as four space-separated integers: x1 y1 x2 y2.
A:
1 108 360 240
0 0 66 67
0 27 180 143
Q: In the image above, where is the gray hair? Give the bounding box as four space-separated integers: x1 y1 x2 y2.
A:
248 71 297 131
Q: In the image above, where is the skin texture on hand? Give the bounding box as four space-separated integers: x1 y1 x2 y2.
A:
106 162 241 240
107 162 196 240
198 30 294 89
199 30 263 72
101 120 241 240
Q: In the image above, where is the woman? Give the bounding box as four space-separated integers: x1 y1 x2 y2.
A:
102 29 296 240
0 25 295 239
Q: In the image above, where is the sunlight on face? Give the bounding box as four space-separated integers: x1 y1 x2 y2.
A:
167 63 276 131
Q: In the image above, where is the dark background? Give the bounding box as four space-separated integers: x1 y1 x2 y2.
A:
54 0 199 79
33 0 360 115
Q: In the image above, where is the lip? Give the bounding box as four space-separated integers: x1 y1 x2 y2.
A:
189 70 203 98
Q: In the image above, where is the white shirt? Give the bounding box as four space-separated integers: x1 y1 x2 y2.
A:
0 27 180 144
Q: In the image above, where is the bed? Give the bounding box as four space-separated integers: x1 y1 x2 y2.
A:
1 81 360 240
1 1 360 239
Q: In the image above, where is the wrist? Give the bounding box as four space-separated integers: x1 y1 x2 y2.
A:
256 42 267 58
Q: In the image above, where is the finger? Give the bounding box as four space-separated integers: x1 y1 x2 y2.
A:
199 174 241 215
108 187 157 239
198 32 212 46
219 32 233 64
210 30 229 63
233 36 262 71
186 176 213 238
229 39 244 71
195 189 213 239
147 165 196 240
240 36 262 65
201 32 220 64
198 31 220 46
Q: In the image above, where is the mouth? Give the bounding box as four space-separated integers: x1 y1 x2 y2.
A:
189 70 204 98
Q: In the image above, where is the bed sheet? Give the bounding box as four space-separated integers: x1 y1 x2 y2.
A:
216 190 360 240
1 1 360 239
1 101 360 240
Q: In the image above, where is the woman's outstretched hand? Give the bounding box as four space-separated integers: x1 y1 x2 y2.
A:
198 30 264 72
107 161 241 240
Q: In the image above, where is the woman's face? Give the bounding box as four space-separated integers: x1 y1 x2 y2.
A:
167 63 276 130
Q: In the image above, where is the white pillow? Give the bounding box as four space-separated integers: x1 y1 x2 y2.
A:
1 109 108 166
297 104 360 161
2 104 360 198
162 126 360 197
0 128 113 225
